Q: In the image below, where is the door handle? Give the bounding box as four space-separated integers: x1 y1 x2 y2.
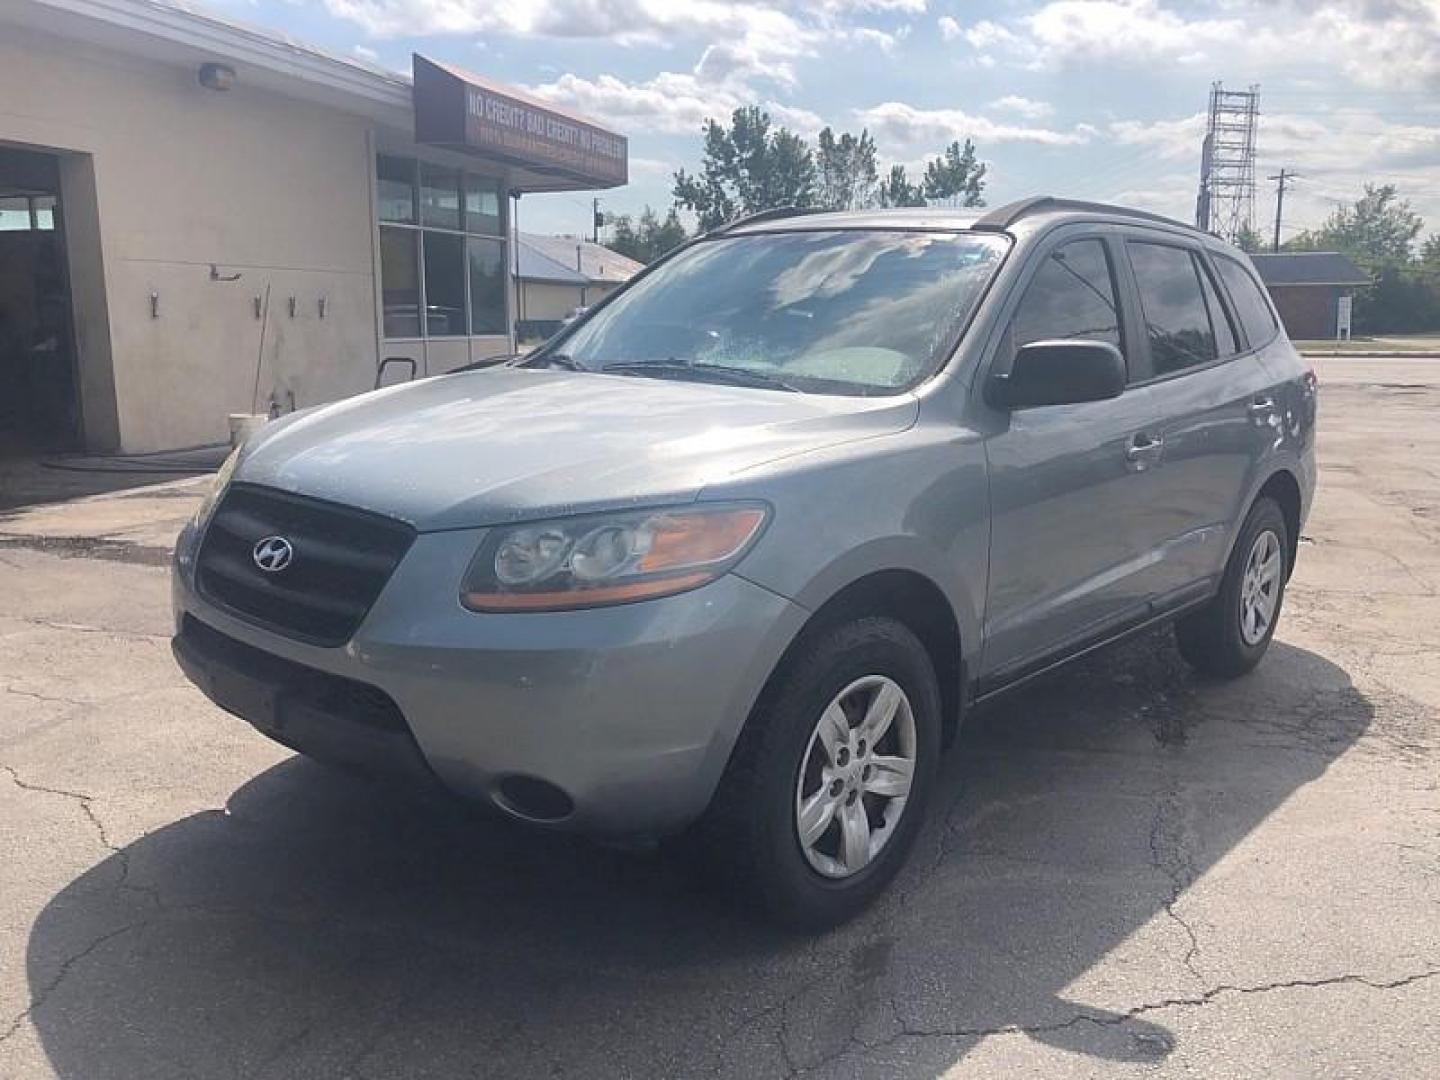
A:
1248 396 1276 417
1125 433 1163 464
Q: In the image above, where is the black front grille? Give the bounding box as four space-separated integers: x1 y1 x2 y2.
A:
197 483 415 646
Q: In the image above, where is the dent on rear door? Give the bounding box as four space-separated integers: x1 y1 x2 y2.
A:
1151 355 1279 592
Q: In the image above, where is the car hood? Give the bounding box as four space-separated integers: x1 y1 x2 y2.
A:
234 368 917 531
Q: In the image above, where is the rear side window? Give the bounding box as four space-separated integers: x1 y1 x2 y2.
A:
1197 259 1240 357
1011 239 1121 351
1126 242 1221 376
1214 254 1279 349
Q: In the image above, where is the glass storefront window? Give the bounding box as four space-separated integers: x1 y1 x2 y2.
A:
465 175 501 236
379 226 420 337
420 164 461 231
377 156 416 224
376 155 508 339
423 232 466 337
468 237 506 335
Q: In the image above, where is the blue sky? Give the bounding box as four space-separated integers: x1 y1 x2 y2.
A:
213 0 1440 242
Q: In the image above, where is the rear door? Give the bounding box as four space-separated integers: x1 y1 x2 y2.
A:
1117 235 1279 600
979 226 1170 684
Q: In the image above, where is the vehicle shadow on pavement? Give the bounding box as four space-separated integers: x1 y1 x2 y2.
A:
25 632 1371 1078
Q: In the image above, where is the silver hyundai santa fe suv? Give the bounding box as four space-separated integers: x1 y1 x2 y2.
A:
173 197 1316 928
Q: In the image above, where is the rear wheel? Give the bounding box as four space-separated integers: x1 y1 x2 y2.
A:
1176 497 1289 678
699 617 941 930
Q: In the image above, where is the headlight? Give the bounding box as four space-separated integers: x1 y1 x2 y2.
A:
460 504 769 612
192 445 242 526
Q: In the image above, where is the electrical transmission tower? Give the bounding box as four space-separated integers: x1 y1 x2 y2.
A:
1194 82 1259 243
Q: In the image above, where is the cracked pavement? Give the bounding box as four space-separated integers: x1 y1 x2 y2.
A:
1 356 1438 1078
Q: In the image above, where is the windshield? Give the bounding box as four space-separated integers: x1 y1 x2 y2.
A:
540 229 1008 395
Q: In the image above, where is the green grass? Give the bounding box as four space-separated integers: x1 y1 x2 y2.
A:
1294 334 1440 355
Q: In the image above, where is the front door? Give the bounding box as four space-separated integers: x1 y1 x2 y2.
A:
979 230 1166 685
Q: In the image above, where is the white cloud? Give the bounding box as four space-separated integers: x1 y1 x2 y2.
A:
989 95 1053 119
1097 107 1440 232
856 101 1092 148
528 70 821 137
935 1 1440 90
351 44 378 60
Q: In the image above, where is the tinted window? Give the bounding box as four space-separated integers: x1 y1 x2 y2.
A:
376 156 415 224
1214 254 1279 348
1011 239 1120 350
422 232 466 337
1127 242 1218 376
379 226 419 337
1197 258 1239 357
420 164 461 230
467 237 507 335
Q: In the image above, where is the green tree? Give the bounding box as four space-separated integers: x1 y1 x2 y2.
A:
606 206 689 264
1234 222 1265 254
672 106 817 231
1286 183 1422 271
815 127 879 211
877 164 927 208
920 139 987 206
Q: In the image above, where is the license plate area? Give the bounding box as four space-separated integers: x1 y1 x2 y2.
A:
209 664 284 731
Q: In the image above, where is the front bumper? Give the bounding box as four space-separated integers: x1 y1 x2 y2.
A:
173 522 807 836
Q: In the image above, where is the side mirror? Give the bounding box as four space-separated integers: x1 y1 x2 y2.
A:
990 340 1126 410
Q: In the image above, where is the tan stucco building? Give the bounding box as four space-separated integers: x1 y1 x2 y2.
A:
0 0 626 455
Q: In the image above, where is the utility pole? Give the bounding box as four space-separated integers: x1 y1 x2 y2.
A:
1269 168 1297 253
592 197 603 244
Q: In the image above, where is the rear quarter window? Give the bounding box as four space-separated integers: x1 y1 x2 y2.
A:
1214 254 1279 349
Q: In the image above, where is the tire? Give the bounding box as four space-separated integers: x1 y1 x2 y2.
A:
1176 496 1289 678
698 616 942 930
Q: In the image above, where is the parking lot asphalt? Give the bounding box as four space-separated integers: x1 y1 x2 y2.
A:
1 357 1437 1079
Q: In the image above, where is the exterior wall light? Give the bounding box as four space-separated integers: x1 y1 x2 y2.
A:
198 63 236 91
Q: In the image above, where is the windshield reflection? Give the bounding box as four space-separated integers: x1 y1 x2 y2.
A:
545 230 1009 395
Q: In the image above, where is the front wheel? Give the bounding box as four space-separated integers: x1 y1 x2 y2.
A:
1176 497 1289 678
699 617 942 930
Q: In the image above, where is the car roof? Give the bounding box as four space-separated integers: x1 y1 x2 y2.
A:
720 197 1229 252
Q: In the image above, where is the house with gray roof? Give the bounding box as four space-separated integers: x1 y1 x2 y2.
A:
1249 252 1369 341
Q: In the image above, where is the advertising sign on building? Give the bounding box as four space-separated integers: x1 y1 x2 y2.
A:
413 55 627 190
1336 294 1353 341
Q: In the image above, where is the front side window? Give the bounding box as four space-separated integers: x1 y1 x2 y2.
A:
1214 254 1279 349
1011 238 1121 350
548 230 1008 395
1127 242 1220 376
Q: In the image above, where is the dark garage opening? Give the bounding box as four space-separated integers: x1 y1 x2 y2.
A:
0 145 79 456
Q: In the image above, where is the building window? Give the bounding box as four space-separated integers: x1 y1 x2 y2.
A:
379 227 420 338
375 156 507 340
468 237 506 335
0 195 54 232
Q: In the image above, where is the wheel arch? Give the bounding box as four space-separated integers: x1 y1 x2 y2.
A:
1254 468 1303 579
756 568 966 747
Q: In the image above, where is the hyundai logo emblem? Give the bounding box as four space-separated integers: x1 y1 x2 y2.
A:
252 535 294 573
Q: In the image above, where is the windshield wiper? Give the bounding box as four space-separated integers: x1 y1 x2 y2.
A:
602 359 800 392
522 352 585 371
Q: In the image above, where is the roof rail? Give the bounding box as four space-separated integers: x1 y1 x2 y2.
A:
972 196 1197 234
710 206 816 235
